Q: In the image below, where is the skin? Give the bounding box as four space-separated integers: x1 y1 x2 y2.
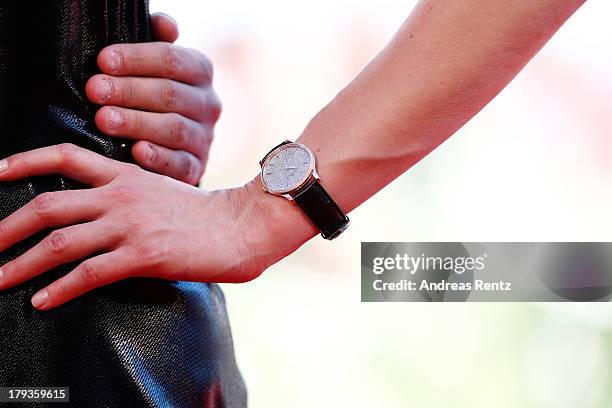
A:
89 13 221 185
0 0 587 310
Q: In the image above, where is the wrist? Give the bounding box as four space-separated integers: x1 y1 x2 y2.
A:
237 176 318 271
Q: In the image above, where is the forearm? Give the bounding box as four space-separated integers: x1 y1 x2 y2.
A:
245 0 585 261
297 0 584 212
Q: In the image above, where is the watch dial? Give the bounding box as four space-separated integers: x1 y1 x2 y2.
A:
262 144 314 194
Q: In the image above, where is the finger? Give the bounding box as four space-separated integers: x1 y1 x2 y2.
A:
0 221 120 290
95 107 211 156
131 141 204 185
0 190 103 252
86 75 211 120
30 249 134 310
97 42 212 85
151 13 179 43
0 143 122 186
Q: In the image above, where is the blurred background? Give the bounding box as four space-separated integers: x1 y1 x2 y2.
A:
151 0 612 406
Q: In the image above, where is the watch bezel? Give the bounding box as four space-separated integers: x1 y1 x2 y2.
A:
260 142 316 196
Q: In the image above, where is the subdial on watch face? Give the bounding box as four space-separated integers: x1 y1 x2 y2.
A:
263 145 313 194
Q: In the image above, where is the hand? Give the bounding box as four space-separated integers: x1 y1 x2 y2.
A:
0 145 313 310
86 13 221 185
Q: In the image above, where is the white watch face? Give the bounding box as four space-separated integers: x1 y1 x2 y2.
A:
261 143 315 194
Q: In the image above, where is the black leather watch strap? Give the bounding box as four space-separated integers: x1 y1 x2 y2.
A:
293 180 350 240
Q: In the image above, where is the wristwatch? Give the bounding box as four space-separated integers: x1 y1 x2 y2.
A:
259 140 350 240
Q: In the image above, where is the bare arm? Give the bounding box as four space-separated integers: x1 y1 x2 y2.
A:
0 0 588 309
247 0 587 251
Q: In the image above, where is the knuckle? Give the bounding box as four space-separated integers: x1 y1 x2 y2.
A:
133 242 164 268
79 261 101 285
121 162 143 175
162 45 182 78
106 185 138 204
119 80 135 104
208 91 222 122
32 192 57 219
169 115 190 147
161 81 179 109
57 143 79 160
45 230 69 254
57 143 82 169
129 111 146 136
121 45 143 71
181 155 200 185
4 261 20 279
0 220 8 238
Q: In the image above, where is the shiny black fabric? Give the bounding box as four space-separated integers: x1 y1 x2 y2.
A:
0 1 246 407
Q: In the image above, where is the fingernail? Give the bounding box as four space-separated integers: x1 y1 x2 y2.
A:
108 50 122 73
31 290 48 309
0 159 8 173
98 78 113 103
145 143 157 163
0 267 4 281
107 109 124 130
